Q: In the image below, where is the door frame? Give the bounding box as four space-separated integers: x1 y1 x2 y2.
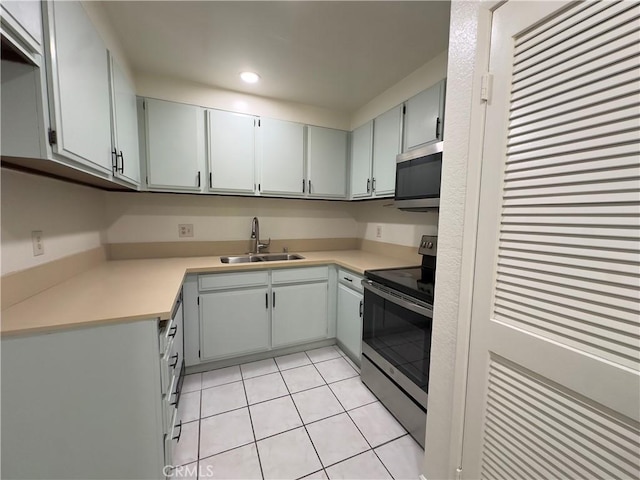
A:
423 1 501 478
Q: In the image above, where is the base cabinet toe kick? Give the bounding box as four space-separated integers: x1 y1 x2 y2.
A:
0 292 186 480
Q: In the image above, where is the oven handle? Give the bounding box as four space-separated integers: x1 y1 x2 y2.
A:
362 280 433 318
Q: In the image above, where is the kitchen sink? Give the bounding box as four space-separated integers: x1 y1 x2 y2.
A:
220 253 305 264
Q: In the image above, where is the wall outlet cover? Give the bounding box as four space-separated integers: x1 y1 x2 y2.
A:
178 224 194 238
32 230 44 256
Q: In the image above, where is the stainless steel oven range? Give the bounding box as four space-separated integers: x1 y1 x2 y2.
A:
361 235 436 448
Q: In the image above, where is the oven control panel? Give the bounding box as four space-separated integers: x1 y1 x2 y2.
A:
418 235 437 256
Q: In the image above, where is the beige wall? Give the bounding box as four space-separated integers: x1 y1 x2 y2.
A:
1 169 106 275
105 192 357 244
350 200 438 247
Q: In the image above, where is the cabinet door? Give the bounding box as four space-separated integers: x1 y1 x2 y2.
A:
109 54 140 185
372 105 402 197
2 0 43 54
200 288 270 360
272 283 328 347
337 284 363 365
145 98 205 191
350 121 373 199
403 80 445 151
208 109 256 194
307 126 348 198
46 1 112 174
258 118 305 196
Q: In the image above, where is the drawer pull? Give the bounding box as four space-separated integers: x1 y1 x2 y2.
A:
172 421 183 442
343 276 352 282
168 325 177 338
170 353 179 369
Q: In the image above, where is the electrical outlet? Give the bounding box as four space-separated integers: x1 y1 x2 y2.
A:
32 230 44 256
376 225 383 238
178 224 194 238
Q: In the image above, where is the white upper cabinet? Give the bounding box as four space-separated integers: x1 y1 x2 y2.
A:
306 126 348 198
1 0 43 58
109 54 140 186
45 1 112 175
207 109 256 194
144 98 205 191
403 79 446 151
372 104 403 197
259 118 305 196
350 121 373 199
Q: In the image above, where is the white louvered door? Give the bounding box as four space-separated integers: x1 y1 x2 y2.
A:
461 1 640 479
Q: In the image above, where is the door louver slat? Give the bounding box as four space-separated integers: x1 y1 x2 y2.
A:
481 359 640 480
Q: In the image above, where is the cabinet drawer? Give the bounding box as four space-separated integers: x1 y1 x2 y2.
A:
159 317 176 356
338 269 364 293
271 266 329 284
199 271 269 291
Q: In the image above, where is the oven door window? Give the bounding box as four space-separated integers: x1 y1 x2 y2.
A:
362 289 432 393
395 152 442 201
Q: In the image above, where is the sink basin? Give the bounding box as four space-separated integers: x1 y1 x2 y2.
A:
259 253 305 262
220 253 305 264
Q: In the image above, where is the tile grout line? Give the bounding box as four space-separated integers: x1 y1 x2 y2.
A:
279 361 326 479
321 367 399 479
240 375 266 480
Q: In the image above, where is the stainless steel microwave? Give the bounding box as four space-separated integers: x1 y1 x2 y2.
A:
394 141 443 211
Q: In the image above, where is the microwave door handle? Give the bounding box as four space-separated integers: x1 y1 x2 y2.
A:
362 281 433 318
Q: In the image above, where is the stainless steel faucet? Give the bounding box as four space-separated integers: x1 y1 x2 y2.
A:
250 217 270 254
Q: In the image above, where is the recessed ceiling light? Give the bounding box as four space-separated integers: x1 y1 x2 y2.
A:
240 71 260 84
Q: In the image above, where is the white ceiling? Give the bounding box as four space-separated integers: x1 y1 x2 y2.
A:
100 1 450 113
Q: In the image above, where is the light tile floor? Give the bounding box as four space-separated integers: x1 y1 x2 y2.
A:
173 345 424 480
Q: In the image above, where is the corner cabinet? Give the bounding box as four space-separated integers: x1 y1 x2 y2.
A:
350 121 373 198
43 0 112 175
258 118 305 196
109 53 140 186
143 98 205 191
403 79 446 151
349 104 402 200
306 126 348 199
1 315 183 479
372 105 403 196
207 109 257 194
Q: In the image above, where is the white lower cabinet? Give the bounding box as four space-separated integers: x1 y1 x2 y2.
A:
200 287 270 360
1 319 173 479
336 269 364 365
195 267 331 361
272 282 328 347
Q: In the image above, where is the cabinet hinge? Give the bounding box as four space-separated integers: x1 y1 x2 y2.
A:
48 129 57 146
480 73 493 103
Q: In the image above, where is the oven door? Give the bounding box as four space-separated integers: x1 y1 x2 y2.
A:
361 280 433 408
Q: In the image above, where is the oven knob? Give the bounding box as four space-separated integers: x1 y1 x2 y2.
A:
427 241 434 249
